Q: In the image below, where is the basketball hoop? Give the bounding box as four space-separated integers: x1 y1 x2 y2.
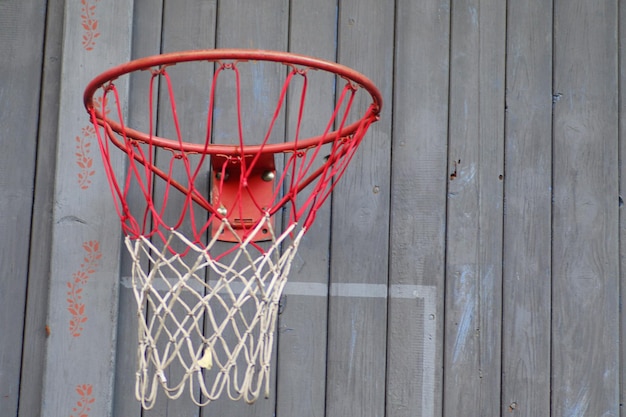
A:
84 49 381 408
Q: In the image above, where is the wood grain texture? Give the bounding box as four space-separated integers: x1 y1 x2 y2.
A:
325 0 394 416
111 0 164 415
620 2 626 415
387 0 449 416
501 1 552 416
204 1 288 415
18 1 64 416
444 0 505 415
139 2 217 416
274 1 336 416
41 0 132 415
0 0 46 415
551 0 620 415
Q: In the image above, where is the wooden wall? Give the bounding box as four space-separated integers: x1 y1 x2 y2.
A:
1 0 624 416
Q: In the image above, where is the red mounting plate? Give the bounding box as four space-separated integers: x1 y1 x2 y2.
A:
211 153 276 242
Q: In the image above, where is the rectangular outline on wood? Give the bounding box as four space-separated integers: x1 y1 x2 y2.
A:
120 277 436 415
389 284 437 417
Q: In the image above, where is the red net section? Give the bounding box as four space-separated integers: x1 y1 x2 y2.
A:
89 58 380 257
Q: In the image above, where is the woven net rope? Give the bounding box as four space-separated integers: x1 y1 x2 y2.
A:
128 219 304 406
84 50 381 408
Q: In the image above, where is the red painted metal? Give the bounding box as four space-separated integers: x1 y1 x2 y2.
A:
84 49 382 156
210 153 276 242
84 49 382 246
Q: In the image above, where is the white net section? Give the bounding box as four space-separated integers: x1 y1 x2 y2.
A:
126 216 305 408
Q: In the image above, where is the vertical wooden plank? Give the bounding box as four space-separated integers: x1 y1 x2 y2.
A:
140 2 216 416
325 1 393 416
204 1 289 415
444 0 505 415
111 0 163 415
387 0 449 416
18 0 65 416
41 1 132 416
552 0 620 415
617 2 626 417
501 1 552 416
275 1 336 416
0 1 46 415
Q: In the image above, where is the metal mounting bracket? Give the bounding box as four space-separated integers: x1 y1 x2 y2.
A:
210 153 276 242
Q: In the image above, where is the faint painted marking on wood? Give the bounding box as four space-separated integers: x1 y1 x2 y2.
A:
563 387 590 417
42 0 131 413
80 0 100 51
449 265 475 365
452 300 474 364
75 126 96 189
75 98 108 190
330 283 388 298
69 384 95 417
122 277 428 301
66 241 101 337
283 282 328 297
119 276 438 416
389 284 437 417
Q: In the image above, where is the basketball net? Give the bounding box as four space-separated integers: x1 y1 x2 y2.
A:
127 219 304 406
85 50 381 408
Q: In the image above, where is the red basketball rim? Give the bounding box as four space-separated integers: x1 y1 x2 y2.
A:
83 49 383 156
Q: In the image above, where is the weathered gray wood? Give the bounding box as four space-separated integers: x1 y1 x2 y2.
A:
551 0 620 416
274 1 336 416
618 4 626 417
386 0 449 416
444 0 505 415
9 1 626 414
0 1 46 415
18 1 64 416
325 1 394 416
41 0 132 415
501 1 552 416
140 2 217 416
111 1 163 416
199 1 289 415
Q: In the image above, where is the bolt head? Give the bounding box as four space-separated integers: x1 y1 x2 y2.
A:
262 171 276 182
